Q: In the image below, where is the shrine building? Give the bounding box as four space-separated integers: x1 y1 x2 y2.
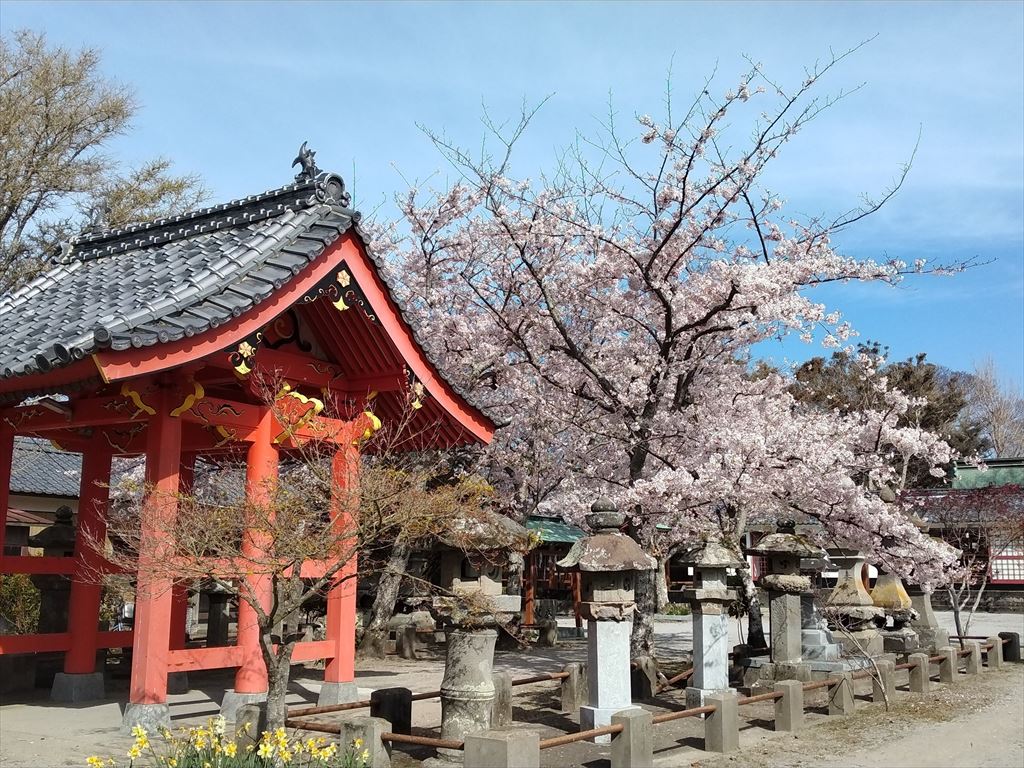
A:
0 154 494 729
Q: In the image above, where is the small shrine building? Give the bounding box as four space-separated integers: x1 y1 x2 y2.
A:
0 154 494 728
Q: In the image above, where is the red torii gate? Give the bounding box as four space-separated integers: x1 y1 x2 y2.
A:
0 162 494 729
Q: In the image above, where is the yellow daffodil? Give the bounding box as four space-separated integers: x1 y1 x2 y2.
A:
224 742 237 758
167 759 178 768
362 748 370 761
86 757 104 768
127 745 142 760
353 737 364 748
257 742 274 758
131 726 146 739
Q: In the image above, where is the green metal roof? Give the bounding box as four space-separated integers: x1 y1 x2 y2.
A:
953 458 1024 490
525 515 586 544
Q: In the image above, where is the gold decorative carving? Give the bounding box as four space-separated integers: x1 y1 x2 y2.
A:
120 382 156 417
170 380 205 418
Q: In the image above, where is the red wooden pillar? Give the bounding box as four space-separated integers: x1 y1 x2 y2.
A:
169 456 195 652
234 418 277 695
127 404 182 712
64 448 113 674
0 424 12 556
323 444 358 692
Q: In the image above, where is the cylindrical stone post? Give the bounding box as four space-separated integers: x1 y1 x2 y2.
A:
827 673 854 715
966 641 982 675
611 707 653 768
370 687 412 736
938 647 957 683
339 716 391 768
464 729 539 768
985 636 1004 669
872 660 896 704
999 632 1021 663
437 629 498 763
490 672 512 727
909 652 931 693
773 680 804 732
560 663 586 714
704 691 739 754
397 625 419 660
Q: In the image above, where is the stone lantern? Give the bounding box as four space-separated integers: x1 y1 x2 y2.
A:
824 548 885 657
427 510 531 767
746 520 825 666
29 506 78 688
557 499 656 741
679 537 743 708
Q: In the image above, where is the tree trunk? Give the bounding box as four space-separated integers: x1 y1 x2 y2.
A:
739 566 769 651
630 567 657 659
656 554 670 612
264 641 294 732
357 542 411 659
948 586 966 650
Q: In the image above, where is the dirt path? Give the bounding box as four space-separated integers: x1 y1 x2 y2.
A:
686 664 1024 768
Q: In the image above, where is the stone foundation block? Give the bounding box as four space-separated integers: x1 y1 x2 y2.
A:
704 691 739 754
464 728 539 768
774 680 804 732
339 716 391 768
51 672 105 703
908 652 931 693
872 660 896 704
560 662 586 713
611 707 653 768
490 672 512 728
827 673 854 716
318 680 360 707
938 647 957 683
999 632 1021 663
220 690 267 723
121 702 170 735
986 636 1003 669
371 687 412 736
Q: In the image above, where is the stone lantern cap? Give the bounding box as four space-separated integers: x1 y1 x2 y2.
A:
679 538 745 569
434 508 532 564
27 505 76 553
745 520 825 559
556 499 657 573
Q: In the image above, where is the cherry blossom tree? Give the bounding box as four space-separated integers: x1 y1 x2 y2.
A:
381 46 970 657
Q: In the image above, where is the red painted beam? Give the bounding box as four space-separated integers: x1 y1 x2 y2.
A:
0 556 75 575
167 645 245 672
0 632 71 654
97 630 134 649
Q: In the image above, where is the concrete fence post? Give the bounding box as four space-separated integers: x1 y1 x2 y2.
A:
611 707 653 768
704 691 739 754
827 673 854 716
966 641 982 675
999 632 1021 663
397 625 419 660
234 703 267 752
339 716 391 768
872 660 896 704
774 680 804 732
370 687 412 736
560 662 587 713
986 636 1004 669
937 647 957 683
909 652 931 693
539 619 559 647
491 671 513 727
464 729 540 768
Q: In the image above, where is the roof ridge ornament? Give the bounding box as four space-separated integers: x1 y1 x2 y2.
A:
292 141 320 182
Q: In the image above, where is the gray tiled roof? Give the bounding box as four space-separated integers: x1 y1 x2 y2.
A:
9 436 81 498
0 173 356 380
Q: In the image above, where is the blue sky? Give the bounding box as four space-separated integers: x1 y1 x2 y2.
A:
3 1 1022 384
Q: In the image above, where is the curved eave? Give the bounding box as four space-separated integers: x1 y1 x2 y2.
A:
1 231 494 446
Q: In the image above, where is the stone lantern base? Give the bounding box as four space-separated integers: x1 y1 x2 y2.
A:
579 620 637 743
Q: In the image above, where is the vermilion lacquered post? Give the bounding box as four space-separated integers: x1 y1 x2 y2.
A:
169 456 196 651
324 445 358 685
128 404 182 704
234 416 277 694
64 449 113 673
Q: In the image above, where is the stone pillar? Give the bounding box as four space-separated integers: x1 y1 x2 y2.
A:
611 708 653 768
986 636 1003 669
397 625 419 660
909 652 931 693
436 629 498 763
560 662 586 713
938 646 957 683
581 620 634 741
910 591 949 650
827 673 854 715
490 672 512 727
966 641 982 675
774 680 804 731
704 690 739 754
371 687 412 736
999 632 1021 663
872 659 896 703
464 729 539 768
769 592 803 664
339 716 391 768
